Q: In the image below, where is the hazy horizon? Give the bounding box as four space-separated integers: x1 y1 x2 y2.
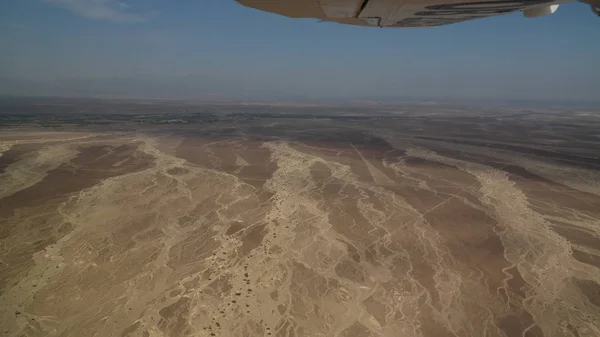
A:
1 1 599 103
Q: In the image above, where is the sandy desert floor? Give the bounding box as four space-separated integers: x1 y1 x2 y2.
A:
1 106 600 337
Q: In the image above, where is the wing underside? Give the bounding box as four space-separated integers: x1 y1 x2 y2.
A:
237 0 569 27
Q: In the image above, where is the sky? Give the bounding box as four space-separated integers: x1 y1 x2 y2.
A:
0 0 599 103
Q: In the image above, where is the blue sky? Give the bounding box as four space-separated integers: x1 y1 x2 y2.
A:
0 0 599 102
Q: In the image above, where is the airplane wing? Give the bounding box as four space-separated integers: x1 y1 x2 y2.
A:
236 0 575 27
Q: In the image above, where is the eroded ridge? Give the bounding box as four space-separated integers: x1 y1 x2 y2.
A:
1 115 599 337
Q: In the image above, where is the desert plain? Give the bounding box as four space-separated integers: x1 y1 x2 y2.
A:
1 99 600 337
